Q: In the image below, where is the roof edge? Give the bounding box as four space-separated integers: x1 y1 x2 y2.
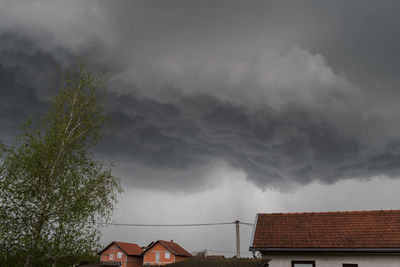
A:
249 248 400 253
141 240 160 255
141 240 189 256
158 240 178 255
249 213 258 248
98 241 117 255
98 241 143 256
99 241 131 255
258 209 400 216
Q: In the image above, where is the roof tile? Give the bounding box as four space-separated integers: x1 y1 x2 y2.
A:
251 210 400 249
114 241 143 256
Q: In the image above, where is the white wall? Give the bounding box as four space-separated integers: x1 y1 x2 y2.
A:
262 253 400 267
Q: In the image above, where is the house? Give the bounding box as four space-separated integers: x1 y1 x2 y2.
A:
142 240 191 265
163 257 270 266
99 241 143 267
249 210 400 267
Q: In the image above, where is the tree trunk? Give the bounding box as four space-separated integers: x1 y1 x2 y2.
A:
23 255 31 267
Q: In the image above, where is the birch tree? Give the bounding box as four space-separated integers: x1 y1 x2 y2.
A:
0 60 122 266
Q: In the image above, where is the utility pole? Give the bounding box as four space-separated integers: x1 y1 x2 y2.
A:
235 220 240 258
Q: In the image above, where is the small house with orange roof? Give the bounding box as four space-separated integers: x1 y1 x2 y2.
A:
142 240 191 265
99 241 143 267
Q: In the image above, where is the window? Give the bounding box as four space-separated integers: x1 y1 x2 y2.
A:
343 264 358 267
291 261 315 267
117 252 123 259
165 251 171 259
156 252 160 263
109 253 113 260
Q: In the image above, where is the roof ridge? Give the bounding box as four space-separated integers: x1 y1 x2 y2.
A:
259 209 400 215
159 239 173 243
115 241 138 245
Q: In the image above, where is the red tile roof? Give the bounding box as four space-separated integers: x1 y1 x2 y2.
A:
143 240 192 257
99 241 143 256
251 210 400 249
115 241 143 256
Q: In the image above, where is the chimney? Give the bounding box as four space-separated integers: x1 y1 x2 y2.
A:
170 240 173 243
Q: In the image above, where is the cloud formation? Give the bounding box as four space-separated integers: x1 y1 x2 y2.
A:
1 1 400 193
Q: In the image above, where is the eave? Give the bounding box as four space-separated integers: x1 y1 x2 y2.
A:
249 247 400 253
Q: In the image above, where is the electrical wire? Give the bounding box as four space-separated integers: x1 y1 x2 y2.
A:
197 249 250 254
101 221 253 227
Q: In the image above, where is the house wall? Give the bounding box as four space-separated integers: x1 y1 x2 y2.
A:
143 243 179 265
262 253 400 267
100 244 142 267
127 255 144 267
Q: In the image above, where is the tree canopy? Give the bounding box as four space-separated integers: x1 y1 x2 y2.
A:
0 60 122 266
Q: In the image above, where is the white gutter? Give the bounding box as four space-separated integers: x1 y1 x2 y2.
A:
249 248 400 253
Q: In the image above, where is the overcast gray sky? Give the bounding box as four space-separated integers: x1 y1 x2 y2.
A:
1 0 400 257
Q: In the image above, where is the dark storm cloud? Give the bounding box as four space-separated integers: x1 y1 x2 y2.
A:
0 37 50 143
96 88 400 190
94 1 400 82
2 1 400 191
0 64 38 141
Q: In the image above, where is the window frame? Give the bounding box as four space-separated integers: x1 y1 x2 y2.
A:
155 251 161 263
165 251 171 259
291 261 316 267
109 253 114 260
117 252 123 259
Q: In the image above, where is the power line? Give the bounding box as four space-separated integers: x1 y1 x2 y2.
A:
103 222 232 227
191 249 250 254
101 221 253 227
239 222 254 226
240 223 255 227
